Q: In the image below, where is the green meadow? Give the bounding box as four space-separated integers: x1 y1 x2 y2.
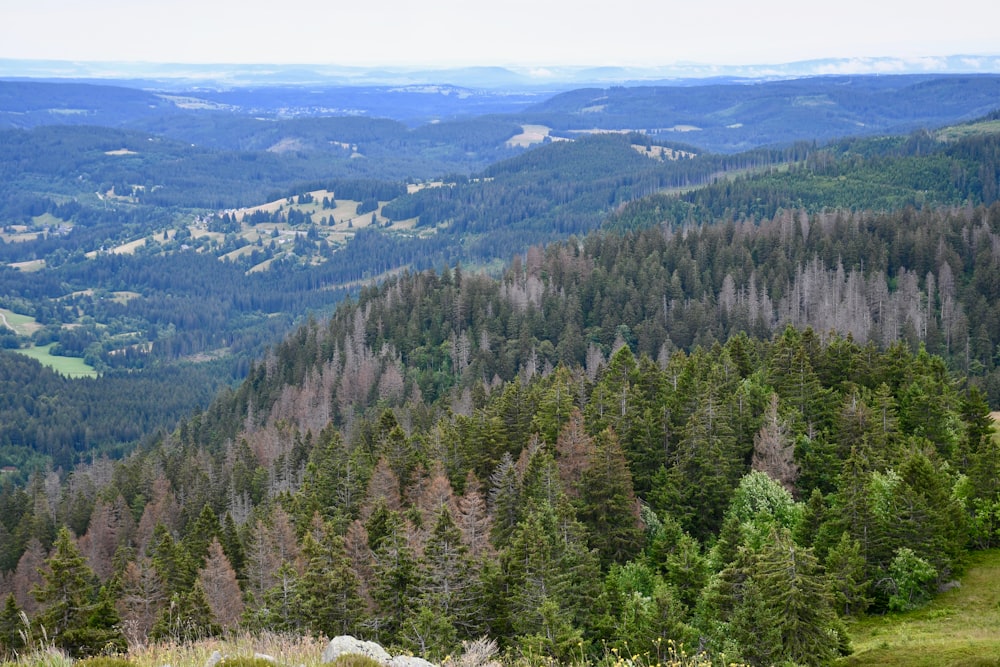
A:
13 343 98 379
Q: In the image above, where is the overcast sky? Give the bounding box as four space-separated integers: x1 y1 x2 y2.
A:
2 0 998 68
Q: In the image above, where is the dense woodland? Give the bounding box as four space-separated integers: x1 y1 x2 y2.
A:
0 271 995 665
1 76 1000 665
1 215 1000 662
528 75 1000 151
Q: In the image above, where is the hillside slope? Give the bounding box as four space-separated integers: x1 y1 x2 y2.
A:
842 549 1000 666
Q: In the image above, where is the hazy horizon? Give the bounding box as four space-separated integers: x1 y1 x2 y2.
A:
3 0 999 72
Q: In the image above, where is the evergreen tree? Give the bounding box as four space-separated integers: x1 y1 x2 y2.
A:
747 529 846 666
369 511 420 641
295 520 364 637
825 531 871 617
0 594 24 658
418 506 477 636
32 527 97 654
577 428 643 566
489 452 522 547
183 504 221 567
654 390 741 540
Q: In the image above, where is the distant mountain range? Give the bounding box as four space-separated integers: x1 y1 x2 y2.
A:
3 73 999 153
2 54 999 90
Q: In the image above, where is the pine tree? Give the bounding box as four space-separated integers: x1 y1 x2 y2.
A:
531 365 577 445
11 538 45 616
656 390 741 540
489 452 522 547
418 506 475 626
149 523 195 594
369 511 420 641
254 561 299 631
750 393 798 494
183 504 221 567
553 408 596 500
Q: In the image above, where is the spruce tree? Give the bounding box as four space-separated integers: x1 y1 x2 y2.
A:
0 593 24 657
751 529 846 666
32 527 98 654
295 520 364 637
577 428 643 566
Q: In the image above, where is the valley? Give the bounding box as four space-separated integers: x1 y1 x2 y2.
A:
0 71 999 667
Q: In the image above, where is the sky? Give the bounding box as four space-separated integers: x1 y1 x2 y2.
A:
1 0 999 69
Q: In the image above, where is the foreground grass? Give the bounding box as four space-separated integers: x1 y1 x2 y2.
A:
129 633 329 667
3 634 721 667
3 633 329 667
840 549 1000 666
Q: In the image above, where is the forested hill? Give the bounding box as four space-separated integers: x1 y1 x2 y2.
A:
206 201 1000 446
2 206 998 664
525 74 1000 152
6 75 1000 155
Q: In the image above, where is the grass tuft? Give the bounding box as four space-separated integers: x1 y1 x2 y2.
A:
327 655 383 667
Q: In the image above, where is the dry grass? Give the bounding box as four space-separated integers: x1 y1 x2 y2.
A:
128 632 328 667
506 125 553 148
8 260 46 271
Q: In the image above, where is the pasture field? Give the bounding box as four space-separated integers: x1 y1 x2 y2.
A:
0 308 43 336
12 343 98 378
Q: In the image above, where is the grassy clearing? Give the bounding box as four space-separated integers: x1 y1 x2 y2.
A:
12 343 98 378
840 549 1000 666
631 144 697 161
507 124 554 147
9 259 46 271
0 308 43 336
937 120 1000 141
31 212 66 228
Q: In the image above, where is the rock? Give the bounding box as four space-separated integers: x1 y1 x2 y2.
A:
938 579 961 593
389 657 436 667
322 635 392 664
254 654 278 663
206 651 223 667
